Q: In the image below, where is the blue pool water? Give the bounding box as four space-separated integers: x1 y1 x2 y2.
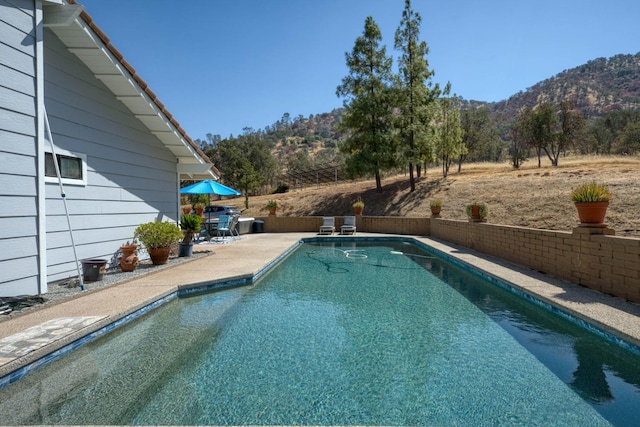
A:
1 240 639 425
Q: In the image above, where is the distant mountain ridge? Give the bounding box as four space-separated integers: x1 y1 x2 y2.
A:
246 52 640 145
299 52 640 139
209 52 640 171
483 52 640 128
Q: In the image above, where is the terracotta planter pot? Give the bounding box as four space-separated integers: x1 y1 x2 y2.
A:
269 208 276 215
468 204 484 222
195 207 204 216
353 206 364 215
182 207 192 215
430 206 442 217
119 254 139 272
575 201 609 226
120 244 138 257
148 247 171 265
119 244 139 271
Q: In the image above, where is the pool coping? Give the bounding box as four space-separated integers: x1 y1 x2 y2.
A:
1 233 640 389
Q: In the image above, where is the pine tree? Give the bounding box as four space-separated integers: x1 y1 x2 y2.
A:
394 0 440 191
435 83 464 177
336 16 397 192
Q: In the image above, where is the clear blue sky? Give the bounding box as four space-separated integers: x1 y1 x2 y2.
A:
78 0 640 141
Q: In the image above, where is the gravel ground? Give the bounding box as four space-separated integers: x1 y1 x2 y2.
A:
0 251 211 317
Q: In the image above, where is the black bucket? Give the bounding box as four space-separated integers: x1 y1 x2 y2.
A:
81 259 107 282
178 242 193 257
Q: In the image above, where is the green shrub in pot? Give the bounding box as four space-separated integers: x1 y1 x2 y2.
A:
134 220 183 250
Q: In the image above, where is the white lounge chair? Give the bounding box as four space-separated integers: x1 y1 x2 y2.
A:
319 217 335 235
341 216 357 235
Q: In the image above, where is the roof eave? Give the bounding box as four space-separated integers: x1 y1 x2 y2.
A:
44 1 219 180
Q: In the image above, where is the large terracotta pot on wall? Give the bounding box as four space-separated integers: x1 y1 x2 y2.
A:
575 201 609 226
148 247 171 265
470 204 480 219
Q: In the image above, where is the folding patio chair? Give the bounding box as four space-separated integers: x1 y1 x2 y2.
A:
216 215 231 241
229 214 240 240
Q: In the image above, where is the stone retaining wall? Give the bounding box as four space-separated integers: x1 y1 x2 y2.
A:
430 219 640 303
261 215 429 236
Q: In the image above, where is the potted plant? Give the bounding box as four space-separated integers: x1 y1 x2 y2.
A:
179 214 202 257
194 202 205 216
466 202 489 222
181 204 192 215
571 182 612 226
265 200 278 215
430 200 443 217
118 239 139 272
353 199 365 215
134 220 183 265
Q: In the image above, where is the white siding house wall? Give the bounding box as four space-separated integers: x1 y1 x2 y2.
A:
43 28 180 283
0 0 41 296
1 1 206 296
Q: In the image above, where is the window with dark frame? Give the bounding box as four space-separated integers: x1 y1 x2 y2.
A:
45 152 83 180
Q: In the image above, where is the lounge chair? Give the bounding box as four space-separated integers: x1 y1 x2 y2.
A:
319 217 335 235
341 216 357 235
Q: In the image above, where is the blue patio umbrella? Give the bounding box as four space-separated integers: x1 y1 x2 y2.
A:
180 180 241 197
180 180 241 234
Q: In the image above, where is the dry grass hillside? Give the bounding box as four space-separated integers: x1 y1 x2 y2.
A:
226 156 640 238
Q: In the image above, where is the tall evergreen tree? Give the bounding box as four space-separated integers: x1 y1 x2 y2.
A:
336 16 397 192
435 83 464 177
394 0 440 191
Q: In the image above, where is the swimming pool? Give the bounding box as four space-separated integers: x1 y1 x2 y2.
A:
0 239 639 425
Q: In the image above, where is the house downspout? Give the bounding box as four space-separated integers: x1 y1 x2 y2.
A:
35 1 47 295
